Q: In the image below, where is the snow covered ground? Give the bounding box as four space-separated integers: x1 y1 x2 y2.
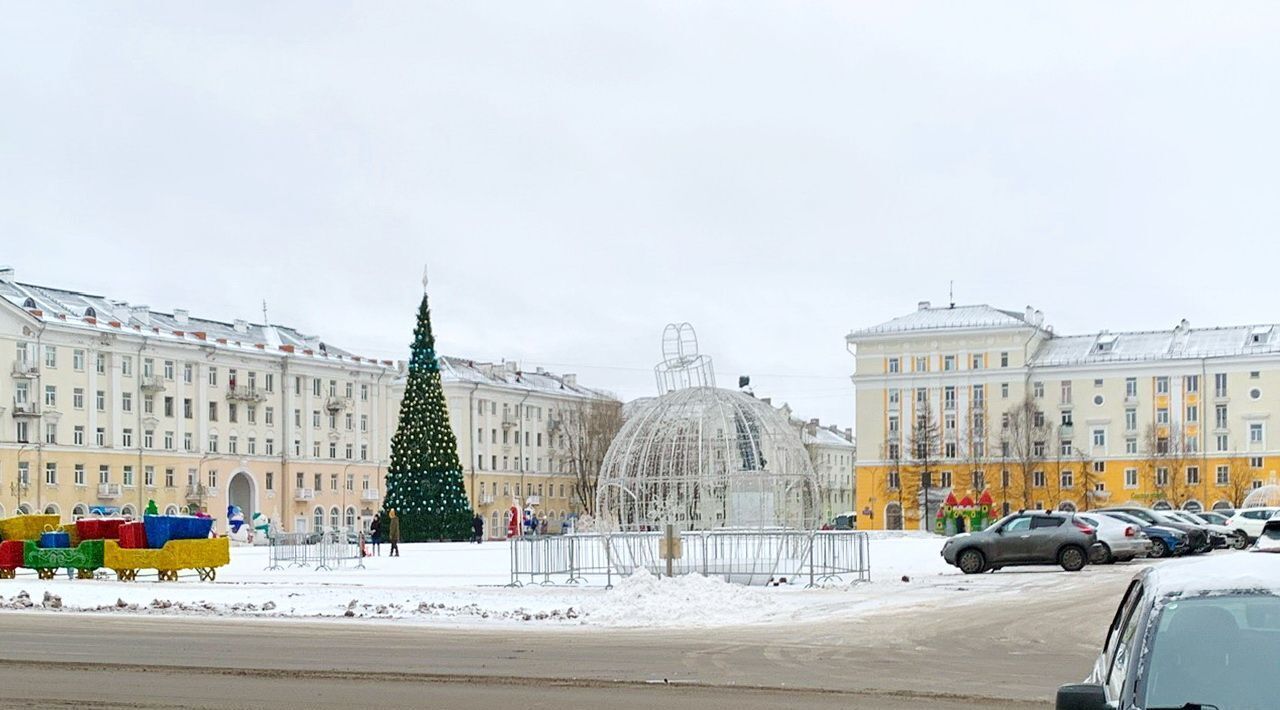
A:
0 533 1152 628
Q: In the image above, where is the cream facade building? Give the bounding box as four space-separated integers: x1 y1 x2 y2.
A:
0 269 614 538
439 358 616 537
0 269 398 534
850 301 1280 530
799 419 856 520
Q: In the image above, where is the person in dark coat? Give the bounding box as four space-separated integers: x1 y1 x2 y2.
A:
388 508 401 557
369 512 382 556
472 513 485 544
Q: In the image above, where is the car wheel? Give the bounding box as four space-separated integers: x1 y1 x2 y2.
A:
957 549 986 575
1090 543 1114 565
1059 545 1087 572
1232 532 1250 550
1149 538 1169 558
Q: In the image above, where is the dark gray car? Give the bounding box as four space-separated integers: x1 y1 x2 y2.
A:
941 512 1100 574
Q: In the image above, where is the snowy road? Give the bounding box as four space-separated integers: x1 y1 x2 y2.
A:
0 535 1195 708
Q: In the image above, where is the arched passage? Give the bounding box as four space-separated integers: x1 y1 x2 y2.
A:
885 502 904 530
228 470 256 525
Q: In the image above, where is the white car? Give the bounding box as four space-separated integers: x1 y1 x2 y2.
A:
1052 511 1150 564
1225 507 1280 543
1168 510 1244 550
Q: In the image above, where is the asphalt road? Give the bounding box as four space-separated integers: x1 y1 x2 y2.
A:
0 564 1139 709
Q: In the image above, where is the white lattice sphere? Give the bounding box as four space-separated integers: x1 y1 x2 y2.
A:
1244 484 1280 509
596 387 820 532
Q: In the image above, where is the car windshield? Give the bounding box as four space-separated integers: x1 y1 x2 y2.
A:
1140 594 1280 710
1171 512 1201 525
1199 512 1228 525
1104 511 1145 527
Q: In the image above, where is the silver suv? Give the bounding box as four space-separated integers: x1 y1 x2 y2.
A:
941 512 1102 574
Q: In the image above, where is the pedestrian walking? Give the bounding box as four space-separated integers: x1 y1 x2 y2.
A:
370 512 382 556
472 513 485 544
388 508 401 557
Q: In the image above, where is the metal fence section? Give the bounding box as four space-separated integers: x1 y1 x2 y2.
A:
509 530 870 588
267 529 365 571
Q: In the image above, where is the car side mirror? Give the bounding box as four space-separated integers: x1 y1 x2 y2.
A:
1056 683 1107 710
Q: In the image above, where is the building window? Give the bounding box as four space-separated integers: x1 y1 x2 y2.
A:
208 367 218 386
1186 466 1200 485
1216 465 1229 486
122 428 133 448
971 354 983 369
247 437 257 455
1061 410 1073 427
972 471 985 490
1033 470 1046 488
208 470 218 489
44 423 57 444
1092 460 1105 474
1216 434 1228 452
1124 408 1137 432
123 466 134 487
361 384 369 401
1184 375 1199 393
1216 405 1228 429
144 466 155 487
1186 405 1198 423
1156 408 1169 425
1092 428 1106 448
944 386 956 410
1215 373 1228 397
914 356 928 372
44 385 56 407
1250 423 1264 444
266 472 274 491
95 427 106 447
73 425 85 445
943 355 956 371
143 430 154 448
1060 440 1072 456
208 402 218 421
228 403 238 423
887 471 901 489
1033 381 1044 398
1000 352 1009 367
1156 467 1170 487
208 434 218 453
265 407 274 426
1156 376 1169 395
1124 468 1138 488
1060 380 1072 404
1061 470 1074 489
1251 456 1264 469
72 349 85 371
184 432 193 451
1125 378 1137 398
329 442 337 459
45 462 57 485
1000 382 1009 399
939 470 952 487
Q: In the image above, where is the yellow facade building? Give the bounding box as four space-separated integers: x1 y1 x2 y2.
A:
849 302 1280 530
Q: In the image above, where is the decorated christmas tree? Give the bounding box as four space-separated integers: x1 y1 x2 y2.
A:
382 275 473 541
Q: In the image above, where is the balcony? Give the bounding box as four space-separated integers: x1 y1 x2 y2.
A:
324 396 350 413
11 360 38 379
479 493 495 505
294 487 315 502
185 484 217 502
11 401 38 418
502 413 519 429
97 483 122 500
525 495 542 506
140 375 166 393
227 385 267 403
361 489 380 502
1059 424 1074 437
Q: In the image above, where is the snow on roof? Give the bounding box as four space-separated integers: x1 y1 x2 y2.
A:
802 426 856 449
438 357 615 401
1032 324 1280 366
850 304 1035 337
0 278 386 367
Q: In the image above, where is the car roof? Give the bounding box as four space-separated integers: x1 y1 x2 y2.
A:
1135 554 1280 597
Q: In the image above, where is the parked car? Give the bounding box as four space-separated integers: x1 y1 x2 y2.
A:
1255 518 1280 553
1193 510 1232 526
1166 510 1236 549
1097 511 1189 558
1055 554 1280 709
1226 506 1280 544
1096 507 1210 553
941 512 1100 574
1051 511 1150 564
830 512 857 530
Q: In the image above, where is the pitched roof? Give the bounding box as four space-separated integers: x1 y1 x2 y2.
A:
1032 324 1280 366
438 357 615 401
0 278 391 366
851 304 1035 337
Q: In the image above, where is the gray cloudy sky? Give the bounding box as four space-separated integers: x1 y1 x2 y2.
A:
4 2 1280 429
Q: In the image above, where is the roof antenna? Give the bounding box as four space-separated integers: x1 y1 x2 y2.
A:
261 300 270 326
949 280 955 309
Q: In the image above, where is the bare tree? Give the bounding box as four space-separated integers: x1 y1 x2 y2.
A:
960 402 991 495
1073 447 1103 511
560 398 624 516
1141 423 1196 506
1224 453 1256 508
877 431 909 529
910 399 942 529
1002 395 1051 510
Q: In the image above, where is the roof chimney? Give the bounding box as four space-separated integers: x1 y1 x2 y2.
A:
1025 305 1035 322
130 305 151 326
173 308 189 326
917 300 931 311
1033 310 1044 327
562 373 577 387
233 319 249 334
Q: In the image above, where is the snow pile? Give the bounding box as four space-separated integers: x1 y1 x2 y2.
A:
581 568 781 627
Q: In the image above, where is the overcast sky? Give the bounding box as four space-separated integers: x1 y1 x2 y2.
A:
4 3 1280 430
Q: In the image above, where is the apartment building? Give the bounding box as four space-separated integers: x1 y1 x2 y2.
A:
800 420 856 521
0 269 397 533
440 358 617 536
849 301 1280 530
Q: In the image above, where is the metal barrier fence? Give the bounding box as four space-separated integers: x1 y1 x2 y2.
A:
266 528 365 571
509 530 870 588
